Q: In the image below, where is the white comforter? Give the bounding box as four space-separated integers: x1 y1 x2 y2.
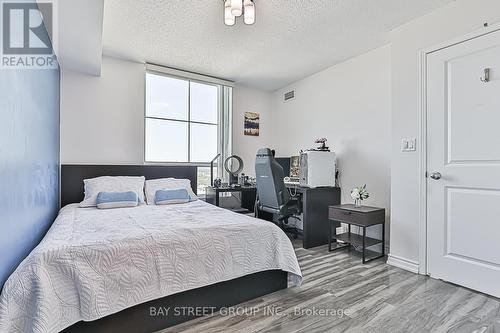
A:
0 201 302 333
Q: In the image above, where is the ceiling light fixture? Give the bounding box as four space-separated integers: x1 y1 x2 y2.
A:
243 0 255 25
224 0 235 26
230 0 243 17
224 0 255 26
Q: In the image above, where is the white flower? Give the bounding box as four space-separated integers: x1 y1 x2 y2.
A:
351 188 360 200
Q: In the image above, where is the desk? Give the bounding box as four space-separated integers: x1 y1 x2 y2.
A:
206 186 257 213
286 185 341 249
207 185 341 249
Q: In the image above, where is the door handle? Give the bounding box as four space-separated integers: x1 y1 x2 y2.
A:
429 172 442 180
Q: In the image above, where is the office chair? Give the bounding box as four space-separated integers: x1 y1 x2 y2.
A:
255 148 300 239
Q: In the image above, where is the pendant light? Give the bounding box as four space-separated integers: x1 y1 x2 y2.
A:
230 0 243 17
243 0 255 25
224 0 235 26
223 0 255 26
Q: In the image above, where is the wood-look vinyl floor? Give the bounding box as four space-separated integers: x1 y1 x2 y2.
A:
160 241 500 333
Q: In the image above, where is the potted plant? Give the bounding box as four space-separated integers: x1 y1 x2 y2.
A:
314 138 329 151
351 185 369 207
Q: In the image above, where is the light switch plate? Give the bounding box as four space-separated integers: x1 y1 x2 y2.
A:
401 138 416 152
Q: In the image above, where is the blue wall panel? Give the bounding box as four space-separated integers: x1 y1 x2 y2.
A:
0 9 60 289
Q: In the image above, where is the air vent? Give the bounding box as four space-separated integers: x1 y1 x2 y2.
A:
284 90 295 102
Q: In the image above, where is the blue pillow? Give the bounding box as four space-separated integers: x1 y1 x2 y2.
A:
96 191 139 209
155 188 190 205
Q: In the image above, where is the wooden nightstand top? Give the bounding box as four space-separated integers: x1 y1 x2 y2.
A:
329 204 385 227
330 204 385 213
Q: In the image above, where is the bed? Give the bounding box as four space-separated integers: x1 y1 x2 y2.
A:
0 165 302 333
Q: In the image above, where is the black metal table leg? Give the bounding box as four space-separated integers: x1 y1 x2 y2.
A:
328 220 332 251
332 223 338 246
382 221 385 256
348 224 351 252
362 226 366 264
361 224 386 264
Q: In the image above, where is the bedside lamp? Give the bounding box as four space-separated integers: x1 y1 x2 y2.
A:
210 154 221 186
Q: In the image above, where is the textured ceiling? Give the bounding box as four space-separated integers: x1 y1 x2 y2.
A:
103 0 454 91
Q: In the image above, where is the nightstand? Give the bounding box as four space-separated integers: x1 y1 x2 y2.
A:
328 204 385 263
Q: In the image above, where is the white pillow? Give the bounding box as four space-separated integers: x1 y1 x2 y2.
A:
145 178 197 205
80 176 145 208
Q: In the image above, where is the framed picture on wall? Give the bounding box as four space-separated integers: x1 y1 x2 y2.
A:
244 112 260 136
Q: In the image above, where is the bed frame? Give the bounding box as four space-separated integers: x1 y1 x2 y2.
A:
61 165 288 333
60 164 199 207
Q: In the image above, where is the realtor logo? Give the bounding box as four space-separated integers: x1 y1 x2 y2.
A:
1 1 57 69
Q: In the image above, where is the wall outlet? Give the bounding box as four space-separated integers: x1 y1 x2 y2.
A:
401 138 416 152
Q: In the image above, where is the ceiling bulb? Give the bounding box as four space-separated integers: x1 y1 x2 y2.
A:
224 0 235 26
230 0 243 17
223 0 255 26
243 0 255 25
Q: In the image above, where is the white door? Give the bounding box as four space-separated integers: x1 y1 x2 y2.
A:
427 29 500 297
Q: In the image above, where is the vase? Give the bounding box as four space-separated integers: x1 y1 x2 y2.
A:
354 199 362 208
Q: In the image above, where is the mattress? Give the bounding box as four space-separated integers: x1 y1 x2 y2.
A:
0 200 302 333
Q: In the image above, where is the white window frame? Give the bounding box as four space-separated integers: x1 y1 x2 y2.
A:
144 64 233 166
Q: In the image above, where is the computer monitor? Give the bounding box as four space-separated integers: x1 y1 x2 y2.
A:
275 157 291 177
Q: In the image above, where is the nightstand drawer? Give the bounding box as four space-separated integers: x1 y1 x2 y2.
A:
329 206 385 226
329 208 365 224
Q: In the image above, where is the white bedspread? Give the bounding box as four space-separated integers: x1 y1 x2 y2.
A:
0 201 302 333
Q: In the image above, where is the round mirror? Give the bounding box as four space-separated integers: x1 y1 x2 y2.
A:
224 155 244 176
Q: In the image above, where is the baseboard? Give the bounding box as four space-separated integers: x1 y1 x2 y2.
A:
387 254 419 274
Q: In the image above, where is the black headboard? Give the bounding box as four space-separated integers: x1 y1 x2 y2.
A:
61 165 198 207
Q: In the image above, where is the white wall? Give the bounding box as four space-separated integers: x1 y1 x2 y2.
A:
389 0 500 272
61 56 145 164
60 0 500 271
270 46 392 240
57 0 104 76
61 56 273 170
232 86 273 176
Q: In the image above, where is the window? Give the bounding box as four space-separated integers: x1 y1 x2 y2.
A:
145 66 233 194
197 166 216 195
